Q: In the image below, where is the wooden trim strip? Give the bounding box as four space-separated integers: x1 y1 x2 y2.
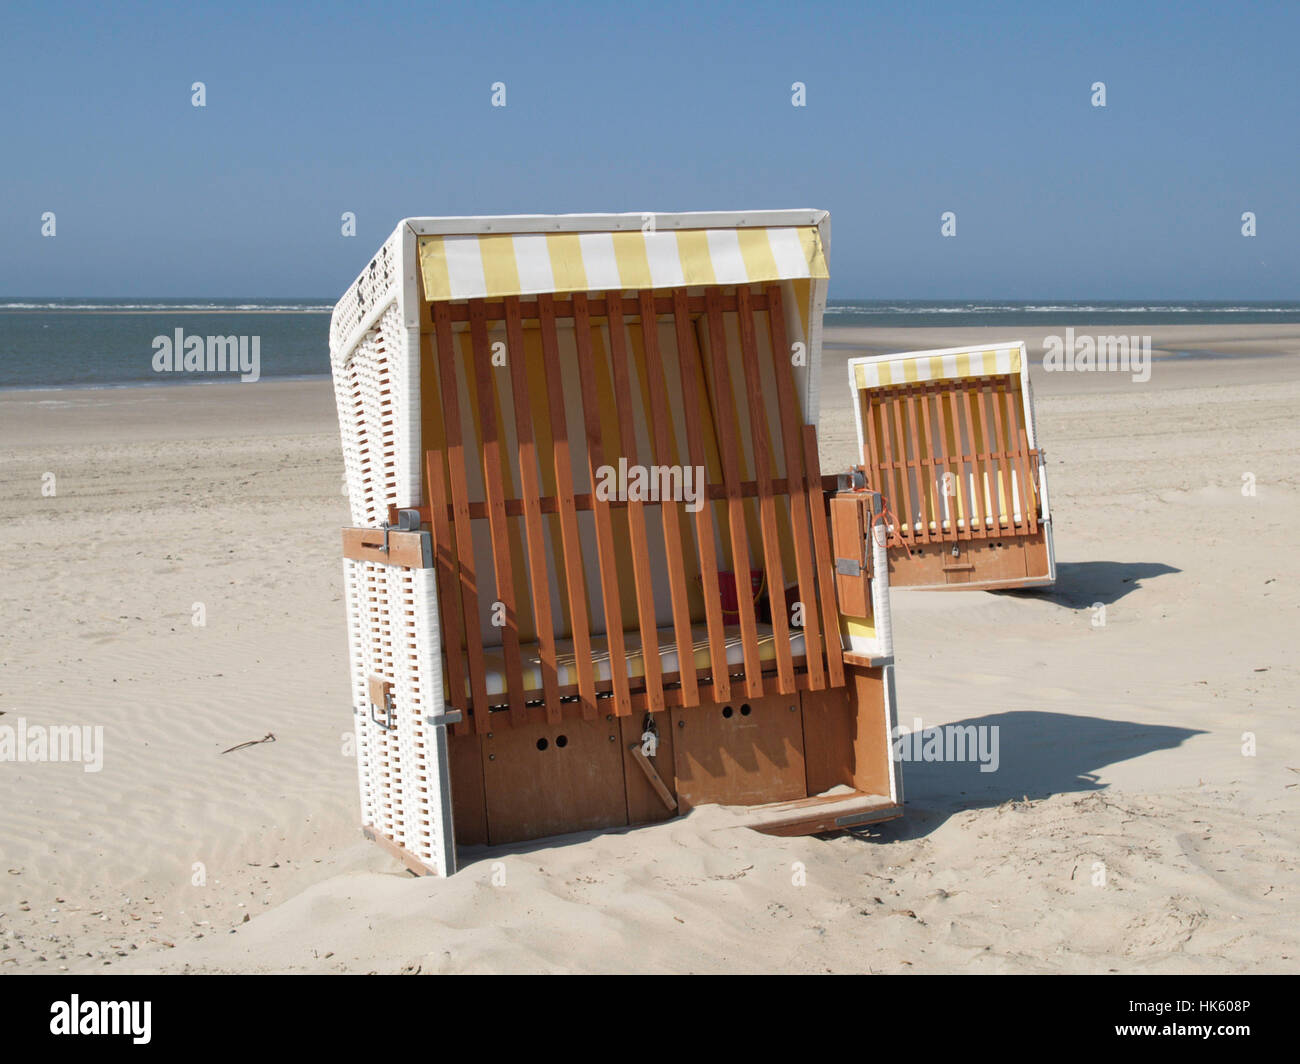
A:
400 476 811 523
504 295 561 721
572 292 633 718
487 656 821 717
538 292 598 719
672 288 731 703
444 292 771 323
341 527 431 569
433 301 491 732
766 284 826 691
607 291 665 715
736 286 794 694
704 286 764 699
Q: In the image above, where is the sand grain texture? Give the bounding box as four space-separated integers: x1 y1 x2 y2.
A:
1 327 1297 974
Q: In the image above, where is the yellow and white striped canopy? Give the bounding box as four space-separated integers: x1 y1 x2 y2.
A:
852 346 1023 390
418 226 828 303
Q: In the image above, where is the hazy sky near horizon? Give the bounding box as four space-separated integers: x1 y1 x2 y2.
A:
3 0 1297 300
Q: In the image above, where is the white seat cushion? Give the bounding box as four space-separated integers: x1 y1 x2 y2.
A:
452 623 808 700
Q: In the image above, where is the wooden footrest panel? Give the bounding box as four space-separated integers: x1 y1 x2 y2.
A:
738 789 901 836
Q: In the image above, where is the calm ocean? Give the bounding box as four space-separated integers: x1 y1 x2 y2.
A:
1 299 1297 390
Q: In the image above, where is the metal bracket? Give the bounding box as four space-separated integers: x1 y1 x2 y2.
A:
835 557 864 577
425 709 464 728
835 467 868 493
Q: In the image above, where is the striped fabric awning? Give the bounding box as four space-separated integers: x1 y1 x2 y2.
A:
417 226 828 303
852 346 1023 390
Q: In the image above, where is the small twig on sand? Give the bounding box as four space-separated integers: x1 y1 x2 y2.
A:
220 733 276 755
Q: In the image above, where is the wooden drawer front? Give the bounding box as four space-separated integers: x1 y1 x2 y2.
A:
671 695 807 810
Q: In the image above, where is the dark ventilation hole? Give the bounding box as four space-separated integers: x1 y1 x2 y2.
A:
556 734 568 748
740 703 752 717
536 738 549 751
722 705 734 719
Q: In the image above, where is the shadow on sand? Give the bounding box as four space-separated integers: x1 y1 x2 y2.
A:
995 560 1181 608
863 709 1205 842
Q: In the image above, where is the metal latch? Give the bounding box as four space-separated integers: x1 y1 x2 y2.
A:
836 557 864 576
380 507 422 555
368 675 396 731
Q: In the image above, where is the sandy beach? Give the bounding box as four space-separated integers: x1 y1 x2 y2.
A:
1 323 1297 974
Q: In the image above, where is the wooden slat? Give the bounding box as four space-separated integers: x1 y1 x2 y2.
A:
904 388 929 544
703 286 764 699
916 386 941 542
504 295 561 722
959 381 988 538
432 301 491 732
736 286 794 694
469 300 526 727
418 328 471 736
671 288 730 703
422 448 469 733
926 385 959 544
888 391 917 542
980 379 1011 531
1006 377 1038 533
946 388 975 541
993 380 1021 531
863 392 883 502
767 284 825 691
877 391 899 528
607 291 664 715
538 293 598 719
802 424 845 688
628 743 678 811
572 292 632 718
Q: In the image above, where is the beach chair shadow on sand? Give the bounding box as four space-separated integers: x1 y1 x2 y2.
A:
859 710 1205 839
997 560 1181 608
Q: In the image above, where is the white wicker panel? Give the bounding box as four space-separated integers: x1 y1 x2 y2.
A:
342 559 377 829
400 567 449 874
331 300 412 527
349 558 403 844
870 521 894 659
332 230 449 874
330 231 399 352
340 555 449 875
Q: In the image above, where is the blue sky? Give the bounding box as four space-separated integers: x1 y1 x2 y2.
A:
2 0 1297 299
